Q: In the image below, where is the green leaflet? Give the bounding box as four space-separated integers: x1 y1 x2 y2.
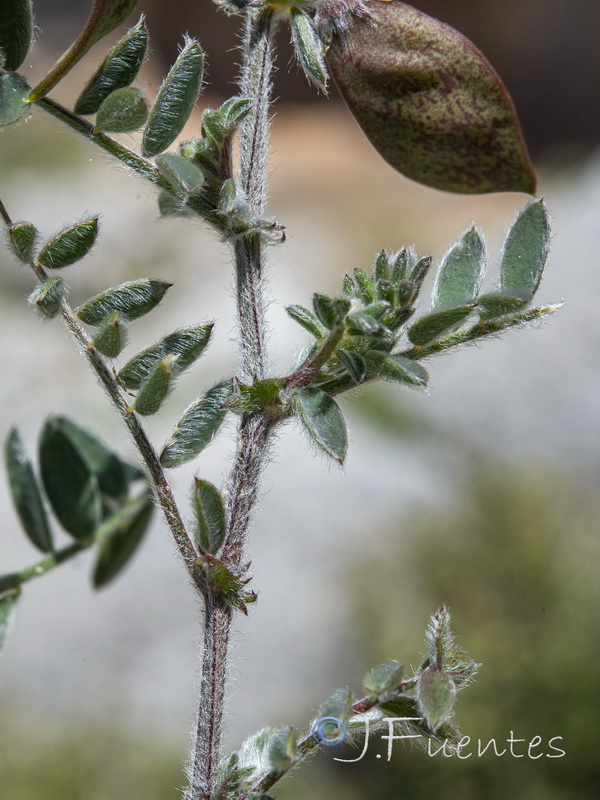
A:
92 493 154 588
0 72 31 127
290 7 327 89
39 417 102 540
29 0 138 101
0 0 33 70
91 311 128 357
142 38 204 157
118 324 213 389
28 277 68 319
76 279 172 324
133 355 177 416
94 86 149 133
193 479 227 555
37 218 98 269
52 416 130 501
500 199 550 301
292 388 348 464
365 352 428 386
325 0 536 194
5 428 54 553
7 221 39 263
160 382 232 468
75 20 148 115
408 305 474 346
417 668 457 732
433 227 486 311
286 304 327 339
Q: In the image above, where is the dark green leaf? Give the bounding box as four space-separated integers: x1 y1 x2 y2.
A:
373 249 391 282
433 227 485 310
52 416 129 501
417 668 456 732
0 592 18 655
392 247 416 284
37 218 98 269
91 310 128 357
28 277 68 319
5 428 53 553
39 416 102 540
94 86 148 132
408 305 474 346
133 354 177 416
92 493 153 588
325 1 536 194
76 279 171 324
118 324 213 389
290 7 327 90
286 304 326 338
0 72 31 127
142 38 204 157
74 20 148 115
160 381 232 468
29 0 138 101
292 388 348 464
7 221 39 263
500 199 550 300
0 0 33 70
366 352 428 386
193 478 227 555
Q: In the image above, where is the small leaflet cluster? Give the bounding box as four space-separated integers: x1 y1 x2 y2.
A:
215 607 477 799
282 199 554 465
3 417 152 593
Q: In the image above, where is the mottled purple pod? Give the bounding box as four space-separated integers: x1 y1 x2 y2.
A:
325 0 536 194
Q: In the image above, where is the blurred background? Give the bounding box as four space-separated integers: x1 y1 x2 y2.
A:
1 1 599 798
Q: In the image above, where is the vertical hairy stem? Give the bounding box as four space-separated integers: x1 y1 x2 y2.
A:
188 9 278 800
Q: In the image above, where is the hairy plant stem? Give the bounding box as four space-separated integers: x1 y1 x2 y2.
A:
187 9 278 800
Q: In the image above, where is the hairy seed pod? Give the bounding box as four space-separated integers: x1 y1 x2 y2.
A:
325 0 536 194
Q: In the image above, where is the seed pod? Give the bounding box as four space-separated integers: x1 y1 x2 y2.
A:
325 0 536 194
